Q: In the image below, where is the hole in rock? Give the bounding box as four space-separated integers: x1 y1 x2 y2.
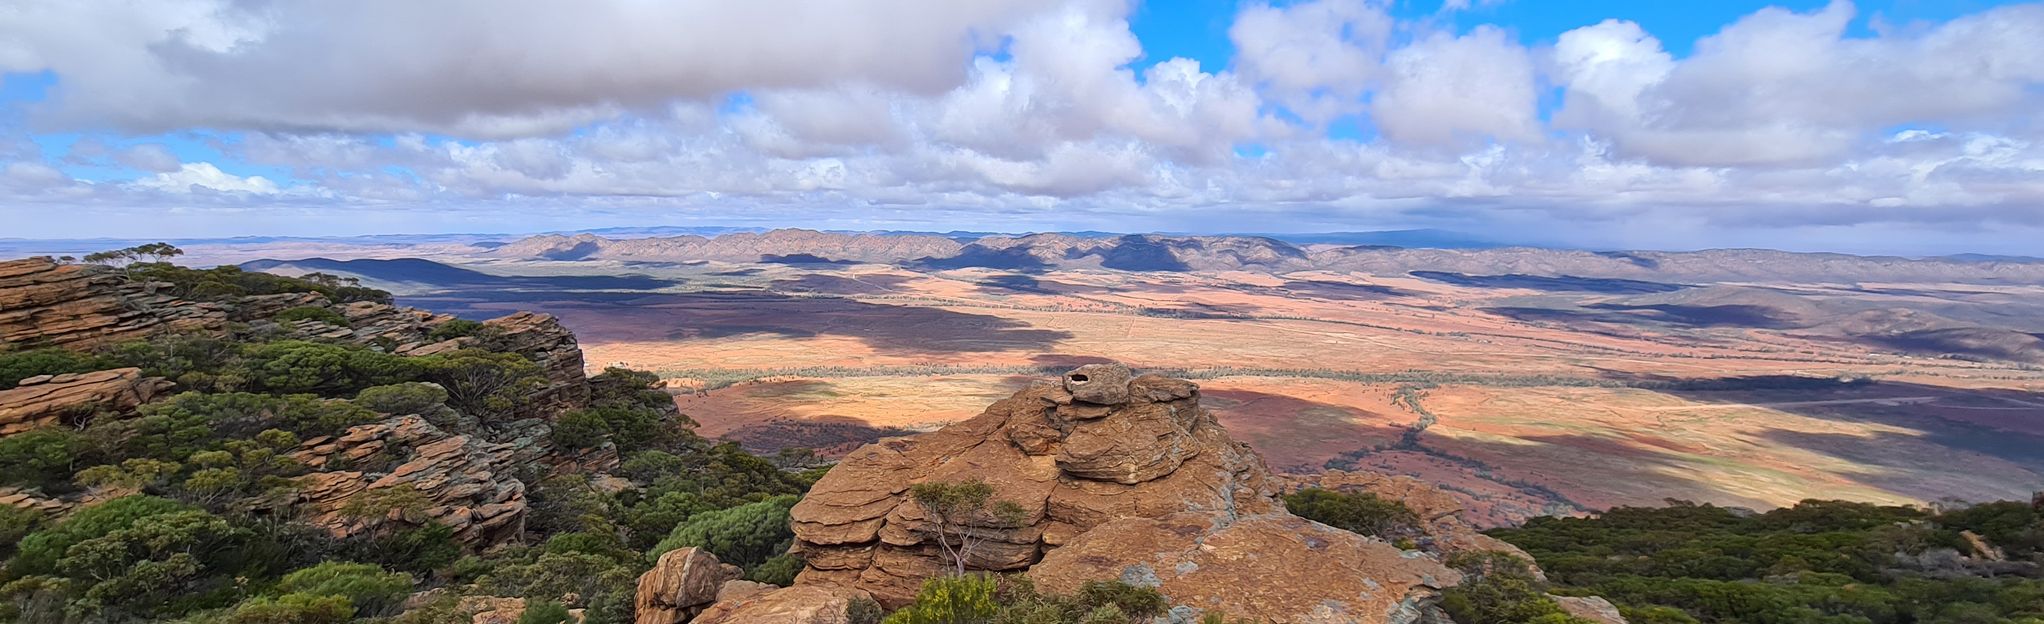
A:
1068 374 1090 383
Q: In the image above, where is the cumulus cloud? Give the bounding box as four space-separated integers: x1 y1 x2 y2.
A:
0 0 2040 252
0 0 1066 137
133 162 280 194
1552 1 2044 167
1374 26 1541 148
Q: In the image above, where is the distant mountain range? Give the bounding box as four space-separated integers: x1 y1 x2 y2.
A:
480 229 2044 285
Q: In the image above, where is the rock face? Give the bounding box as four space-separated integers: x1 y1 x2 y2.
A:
0 258 226 350
633 547 742 624
755 364 1478 622
0 368 173 435
787 366 1280 607
482 311 590 409
291 415 528 546
1030 512 1456 623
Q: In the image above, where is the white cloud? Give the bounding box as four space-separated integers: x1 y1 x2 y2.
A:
1373 26 1540 148
1229 0 1392 124
0 0 2041 252
1552 1 2044 167
134 162 280 194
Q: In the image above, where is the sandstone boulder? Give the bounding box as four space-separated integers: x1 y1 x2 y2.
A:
787 368 1276 606
1061 363 1132 405
1554 595 1629 624
632 547 742 624
0 368 173 436
291 415 527 546
1030 511 1458 624
689 584 878 624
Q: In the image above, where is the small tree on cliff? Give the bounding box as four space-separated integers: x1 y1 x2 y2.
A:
909 479 1027 576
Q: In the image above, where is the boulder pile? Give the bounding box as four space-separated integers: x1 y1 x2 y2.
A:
693 363 1473 623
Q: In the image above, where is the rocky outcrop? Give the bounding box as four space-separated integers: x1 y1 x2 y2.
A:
748 364 1494 623
1 256 592 415
291 415 527 546
633 547 742 624
786 365 1279 607
1283 469 1539 567
0 368 173 435
482 311 589 409
0 257 226 350
1030 511 1457 623
688 584 878 624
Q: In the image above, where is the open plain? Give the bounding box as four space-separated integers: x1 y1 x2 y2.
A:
232 237 2044 527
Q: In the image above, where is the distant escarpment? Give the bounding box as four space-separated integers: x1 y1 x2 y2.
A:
682 363 1584 623
483 228 2044 284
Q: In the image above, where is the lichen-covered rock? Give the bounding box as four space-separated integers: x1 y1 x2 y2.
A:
291 415 527 546
788 366 1277 606
1061 363 1132 405
1030 511 1459 624
1553 595 1629 624
0 368 173 436
632 547 741 624
688 584 878 624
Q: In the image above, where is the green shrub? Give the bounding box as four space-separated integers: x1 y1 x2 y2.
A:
0 506 44 559
551 410 611 449
0 427 95 491
0 348 113 389
517 600 575 624
883 574 1001 624
1283 487 1422 538
273 562 413 616
747 553 805 587
219 592 356 624
273 306 349 328
649 495 799 569
414 350 544 420
9 496 254 618
428 318 488 341
238 341 423 396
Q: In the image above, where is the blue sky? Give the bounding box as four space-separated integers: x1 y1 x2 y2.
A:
2 0 2041 254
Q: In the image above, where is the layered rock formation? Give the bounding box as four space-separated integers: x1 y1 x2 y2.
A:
0 367 173 435
728 363 1466 622
0 257 226 349
291 415 528 545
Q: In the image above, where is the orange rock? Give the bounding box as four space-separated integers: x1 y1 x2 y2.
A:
633 547 741 624
1030 511 1459 624
688 584 878 624
0 368 173 436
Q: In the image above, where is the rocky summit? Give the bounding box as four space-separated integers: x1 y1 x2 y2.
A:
684 363 1497 623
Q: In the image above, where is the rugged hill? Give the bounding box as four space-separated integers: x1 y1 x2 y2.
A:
488 229 965 264
482 229 2044 284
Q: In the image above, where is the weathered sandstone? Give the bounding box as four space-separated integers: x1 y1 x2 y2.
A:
0 367 173 435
